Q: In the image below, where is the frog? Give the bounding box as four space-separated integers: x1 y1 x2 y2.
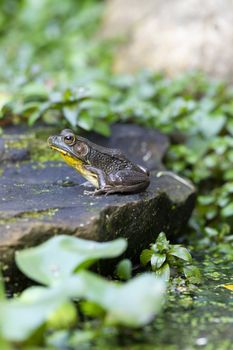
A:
47 129 150 195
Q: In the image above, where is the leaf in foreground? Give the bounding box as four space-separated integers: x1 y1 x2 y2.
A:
115 259 132 280
68 271 166 327
16 235 127 285
0 287 66 342
140 249 153 266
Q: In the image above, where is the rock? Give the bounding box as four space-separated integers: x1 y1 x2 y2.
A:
0 134 30 163
0 164 195 260
0 138 4 161
101 0 233 81
0 124 195 273
2 148 30 162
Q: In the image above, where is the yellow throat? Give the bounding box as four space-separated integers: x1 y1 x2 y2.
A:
51 146 99 188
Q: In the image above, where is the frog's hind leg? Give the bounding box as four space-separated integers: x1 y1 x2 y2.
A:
103 182 149 195
101 170 150 195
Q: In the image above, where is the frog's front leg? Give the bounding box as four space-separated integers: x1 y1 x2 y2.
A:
83 165 108 195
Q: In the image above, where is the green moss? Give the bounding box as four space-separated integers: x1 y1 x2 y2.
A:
31 144 61 162
0 208 58 225
4 138 29 149
3 130 61 163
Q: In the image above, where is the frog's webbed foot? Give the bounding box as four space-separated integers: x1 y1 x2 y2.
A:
83 186 114 196
94 186 113 196
83 189 97 196
83 187 107 196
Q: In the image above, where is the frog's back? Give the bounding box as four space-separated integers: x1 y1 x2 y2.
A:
88 147 140 174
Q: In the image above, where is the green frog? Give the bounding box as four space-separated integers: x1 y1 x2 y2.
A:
48 129 150 195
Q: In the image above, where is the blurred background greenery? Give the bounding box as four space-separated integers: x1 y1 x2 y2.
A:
0 0 116 134
0 0 109 81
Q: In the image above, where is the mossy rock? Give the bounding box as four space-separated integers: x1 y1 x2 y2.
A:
0 124 195 275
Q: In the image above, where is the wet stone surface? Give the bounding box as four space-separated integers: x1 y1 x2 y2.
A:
0 124 195 266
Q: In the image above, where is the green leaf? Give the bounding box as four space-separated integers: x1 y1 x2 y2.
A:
77 111 94 131
193 112 226 138
16 235 127 286
0 337 12 350
140 249 153 266
155 263 170 282
79 300 105 318
204 227 218 237
0 92 11 111
226 119 233 136
151 253 166 269
71 271 166 327
115 259 132 280
63 106 78 127
28 110 41 126
152 232 170 252
20 83 48 100
0 287 65 342
28 101 50 126
63 88 73 102
221 202 233 217
67 330 97 347
46 301 77 330
169 246 192 262
93 120 111 136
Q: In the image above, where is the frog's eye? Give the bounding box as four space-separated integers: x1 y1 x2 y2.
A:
74 142 89 156
64 133 75 145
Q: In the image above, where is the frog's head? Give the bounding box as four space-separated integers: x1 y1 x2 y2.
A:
48 129 90 164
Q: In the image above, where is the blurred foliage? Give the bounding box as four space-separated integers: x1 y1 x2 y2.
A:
0 0 109 80
0 236 165 346
0 0 116 135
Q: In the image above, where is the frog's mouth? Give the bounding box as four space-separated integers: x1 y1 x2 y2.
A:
49 145 71 157
48 142 86 168
48 136 86 162
49 144 88 166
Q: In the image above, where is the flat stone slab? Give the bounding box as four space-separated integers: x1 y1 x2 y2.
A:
0 124 195 267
